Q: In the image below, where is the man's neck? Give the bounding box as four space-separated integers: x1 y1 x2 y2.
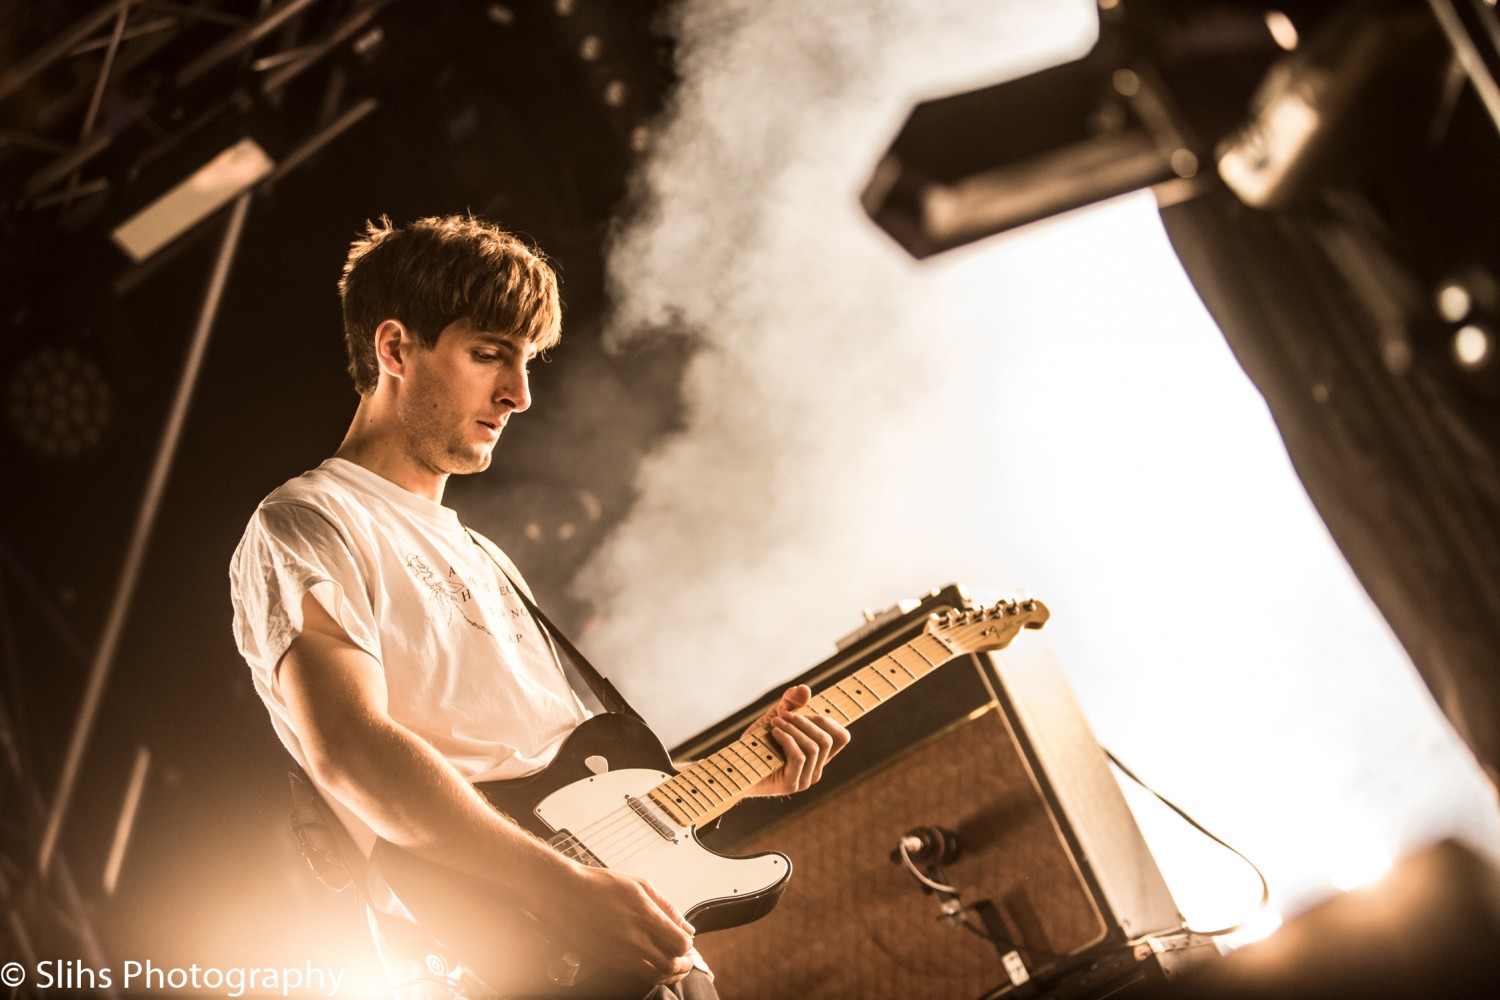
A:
335 397 448 503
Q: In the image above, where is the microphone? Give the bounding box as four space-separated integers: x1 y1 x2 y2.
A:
895 825 961 866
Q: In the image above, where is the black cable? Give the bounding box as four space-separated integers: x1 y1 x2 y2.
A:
1104 747 1271 936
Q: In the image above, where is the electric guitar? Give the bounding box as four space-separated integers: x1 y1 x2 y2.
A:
371 597 1049 999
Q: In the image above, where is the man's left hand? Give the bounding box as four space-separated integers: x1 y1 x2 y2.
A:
745 685 851 797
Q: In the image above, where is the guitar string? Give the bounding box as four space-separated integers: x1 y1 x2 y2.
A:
547 742 761 867
554 803 641 863
558 716 897 869
550 641 945 865
545 753 739 856
561 715 806 854
545 649 940 869
541 622 1013 870
543 730 780 870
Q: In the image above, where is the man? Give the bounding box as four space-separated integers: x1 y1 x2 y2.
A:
229 215 849 998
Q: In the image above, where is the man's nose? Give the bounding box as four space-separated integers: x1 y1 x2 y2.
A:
497 360 531 412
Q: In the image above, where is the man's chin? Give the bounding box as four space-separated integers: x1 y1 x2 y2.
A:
444 447 494 476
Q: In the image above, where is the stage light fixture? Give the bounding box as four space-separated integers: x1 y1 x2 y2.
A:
1215 7 1440 210
861 46 1195 259
1216 90 1322 208
4 344 112 459
109 137 274 264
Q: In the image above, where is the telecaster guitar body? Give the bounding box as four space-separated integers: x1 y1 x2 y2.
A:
371 714 788 1000
481 712 792 932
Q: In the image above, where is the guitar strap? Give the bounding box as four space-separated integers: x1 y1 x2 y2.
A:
467 529 647 725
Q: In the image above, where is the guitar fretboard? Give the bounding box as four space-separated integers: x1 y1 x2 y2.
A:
646 632 957 827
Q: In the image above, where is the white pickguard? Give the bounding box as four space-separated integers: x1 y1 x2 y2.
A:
534 768 787 916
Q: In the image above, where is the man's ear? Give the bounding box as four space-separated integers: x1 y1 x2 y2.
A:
373 319 409 380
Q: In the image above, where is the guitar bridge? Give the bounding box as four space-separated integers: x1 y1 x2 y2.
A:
547 831 604 867
626 794 678 843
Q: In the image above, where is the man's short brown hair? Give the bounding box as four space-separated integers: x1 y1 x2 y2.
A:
338 215 562 395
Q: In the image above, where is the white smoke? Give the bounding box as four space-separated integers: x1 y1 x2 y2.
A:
573 0 1500 924
581 0 1095 723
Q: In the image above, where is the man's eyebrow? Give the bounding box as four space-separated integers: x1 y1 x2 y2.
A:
472 330 539 357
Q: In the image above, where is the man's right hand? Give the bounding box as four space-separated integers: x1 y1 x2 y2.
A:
281 596 696 986
548 863 697 986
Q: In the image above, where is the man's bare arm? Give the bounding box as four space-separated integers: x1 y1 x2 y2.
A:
279 593 695 985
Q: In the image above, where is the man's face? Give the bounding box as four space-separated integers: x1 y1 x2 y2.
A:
396 318 535 477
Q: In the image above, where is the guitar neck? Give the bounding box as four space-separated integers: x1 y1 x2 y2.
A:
647 631 958 827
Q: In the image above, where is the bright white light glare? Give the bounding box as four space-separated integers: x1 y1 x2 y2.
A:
1215 907 1283 952
1436 281 1472 322
342 964 391 999
1453 324 1492 370
1265 11 1299 50
1326 841 1393 892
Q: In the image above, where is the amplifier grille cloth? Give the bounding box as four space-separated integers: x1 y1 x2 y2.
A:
697 705 1108 999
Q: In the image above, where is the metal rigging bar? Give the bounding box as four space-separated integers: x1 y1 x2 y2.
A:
1427 0 1500 133
174 0 330 88
38 192 255 877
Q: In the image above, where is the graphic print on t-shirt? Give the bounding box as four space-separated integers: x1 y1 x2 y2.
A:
404 551 532 648
404 552 495 635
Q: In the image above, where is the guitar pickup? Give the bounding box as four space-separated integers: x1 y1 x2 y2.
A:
627 795 679 843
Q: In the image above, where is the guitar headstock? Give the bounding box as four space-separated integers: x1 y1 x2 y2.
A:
925 597 1049 654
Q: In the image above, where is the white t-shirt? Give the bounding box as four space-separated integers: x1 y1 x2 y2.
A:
230 458 589 846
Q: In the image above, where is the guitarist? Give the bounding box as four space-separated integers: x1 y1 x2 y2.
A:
229 215 850 998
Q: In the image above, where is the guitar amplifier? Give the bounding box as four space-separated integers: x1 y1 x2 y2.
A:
672 584 1188 999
